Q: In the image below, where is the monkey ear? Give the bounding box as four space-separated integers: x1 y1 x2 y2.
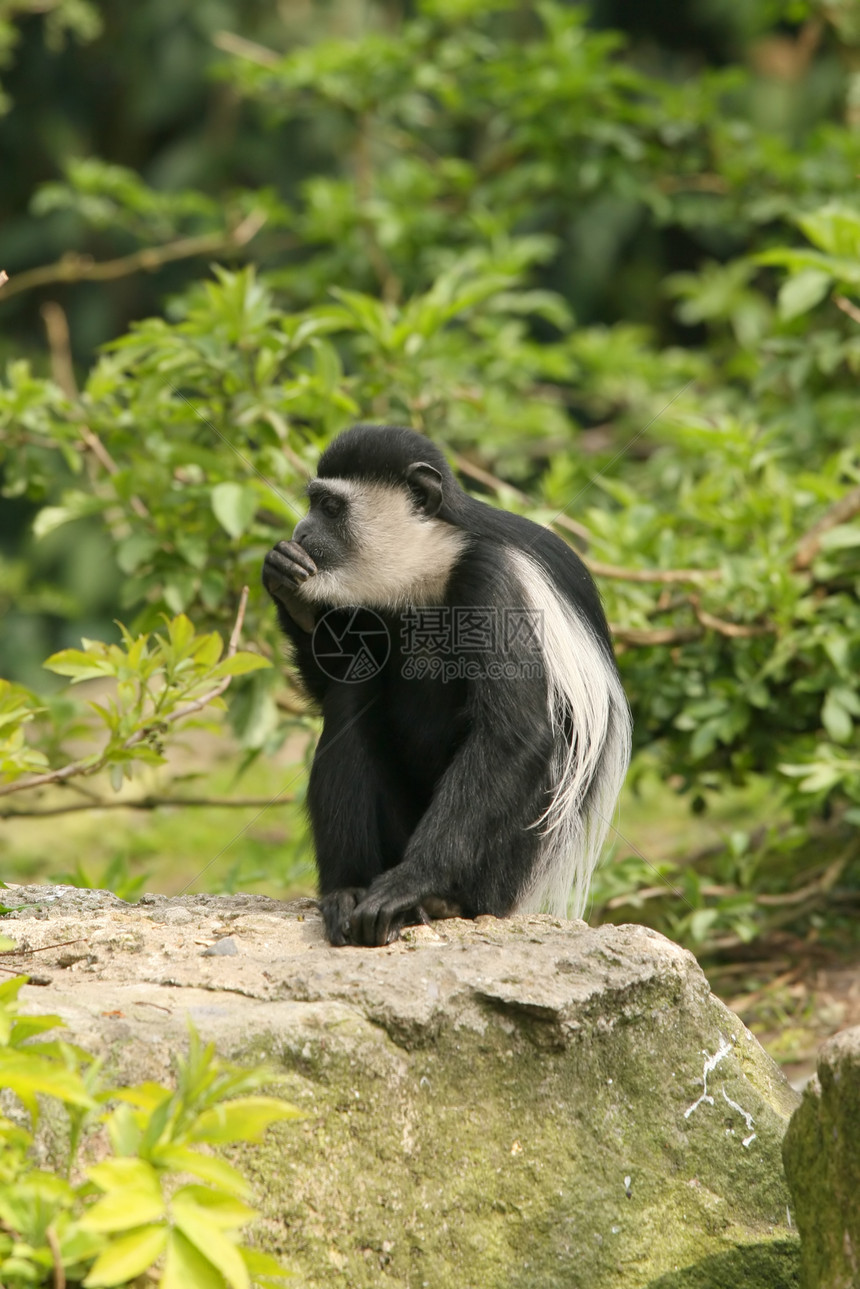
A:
405 462 444 518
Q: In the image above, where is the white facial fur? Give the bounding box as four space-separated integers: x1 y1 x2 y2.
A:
298 479 468 609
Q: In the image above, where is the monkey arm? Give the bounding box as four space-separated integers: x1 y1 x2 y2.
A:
309 689 419 945
347 670 555 946
263 539 332 701
263 540 317 633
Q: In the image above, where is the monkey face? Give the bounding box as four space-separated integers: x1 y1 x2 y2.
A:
281 474 466 611
292 480 355 573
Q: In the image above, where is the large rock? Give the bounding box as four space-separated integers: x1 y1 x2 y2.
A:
783 1025 860 1289
4 886 799 1288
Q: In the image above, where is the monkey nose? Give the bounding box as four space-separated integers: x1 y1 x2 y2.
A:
293 519 309 546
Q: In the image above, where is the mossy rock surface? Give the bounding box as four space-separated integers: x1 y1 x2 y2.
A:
783 1025 860 1289
6 886 800 1288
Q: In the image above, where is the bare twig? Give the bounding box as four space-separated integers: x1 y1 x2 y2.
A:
452 452 591 543
40 301 78 398
613 605 772 647
590 561 720 586
0 213 267 302
793 483 860 570
213 29 280 66
81 424 150 518
38 301 151 516
689 595 773 639
0 587 251 800
834 294 860 326
0 939 84 957
1 793 295 819
611 624 703 647
47 1226 66 1289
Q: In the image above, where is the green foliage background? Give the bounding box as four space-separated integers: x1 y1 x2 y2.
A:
1 0 860 958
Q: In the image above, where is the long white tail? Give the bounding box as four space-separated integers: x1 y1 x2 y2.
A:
508 549 632 919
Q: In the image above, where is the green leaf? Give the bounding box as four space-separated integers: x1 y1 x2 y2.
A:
83 1159 165 1232
818 523 860 552
162 1229 226 1289
190 1096 303 1145
797 204 860 257
211 483 257 539
152 1146 251 1199
116 533 159 575
777 269 831 321
172 1196 249 1289
209 653 272 678
87 1156 163 1195
172 1185 256 1229
166 613 196 658
240 1245 295 1280
44 649 114 681
109 1081 174 1112
822 688 859 743
0 1053 95 1109
82 1189 166 1234
83 1224 168 1287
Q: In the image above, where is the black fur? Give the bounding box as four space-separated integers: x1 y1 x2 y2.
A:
263 424 620 946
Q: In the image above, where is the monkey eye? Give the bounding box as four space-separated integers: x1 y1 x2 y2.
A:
319 494 344 519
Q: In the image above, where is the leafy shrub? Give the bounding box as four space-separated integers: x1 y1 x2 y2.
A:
0 971 295 1288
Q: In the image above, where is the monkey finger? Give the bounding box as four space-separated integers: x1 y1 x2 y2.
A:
263 547 316 593
348 892 423 946
318 887 365 945
275 540 318 576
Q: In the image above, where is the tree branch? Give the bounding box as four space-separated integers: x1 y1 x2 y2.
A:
1 792 295 819
213 29 281 66
38 301 151 518
0 212 267 301
612 624 704 647
834 294 860 326
590 561 720 586
689 595 773 638
793 483 860 570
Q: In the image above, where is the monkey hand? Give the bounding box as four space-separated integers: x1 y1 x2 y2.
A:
263 540 318 631
317 887 368 946
344 868 442 947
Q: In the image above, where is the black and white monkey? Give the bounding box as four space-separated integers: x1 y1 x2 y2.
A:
263 424 631 947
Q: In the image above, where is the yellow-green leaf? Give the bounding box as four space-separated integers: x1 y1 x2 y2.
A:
82 1223 168 1287
190 1097 302 1145
109 1081 174 1112
173 1197 249 1289
82 1187 166 1234
153 1145 251 1199
87 1157 162 1195
162 1229 226 1289
209 653 272 678
166 613 196 657
0 1054 94 1109
240 1246 295 1280
172 1185 256 1230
